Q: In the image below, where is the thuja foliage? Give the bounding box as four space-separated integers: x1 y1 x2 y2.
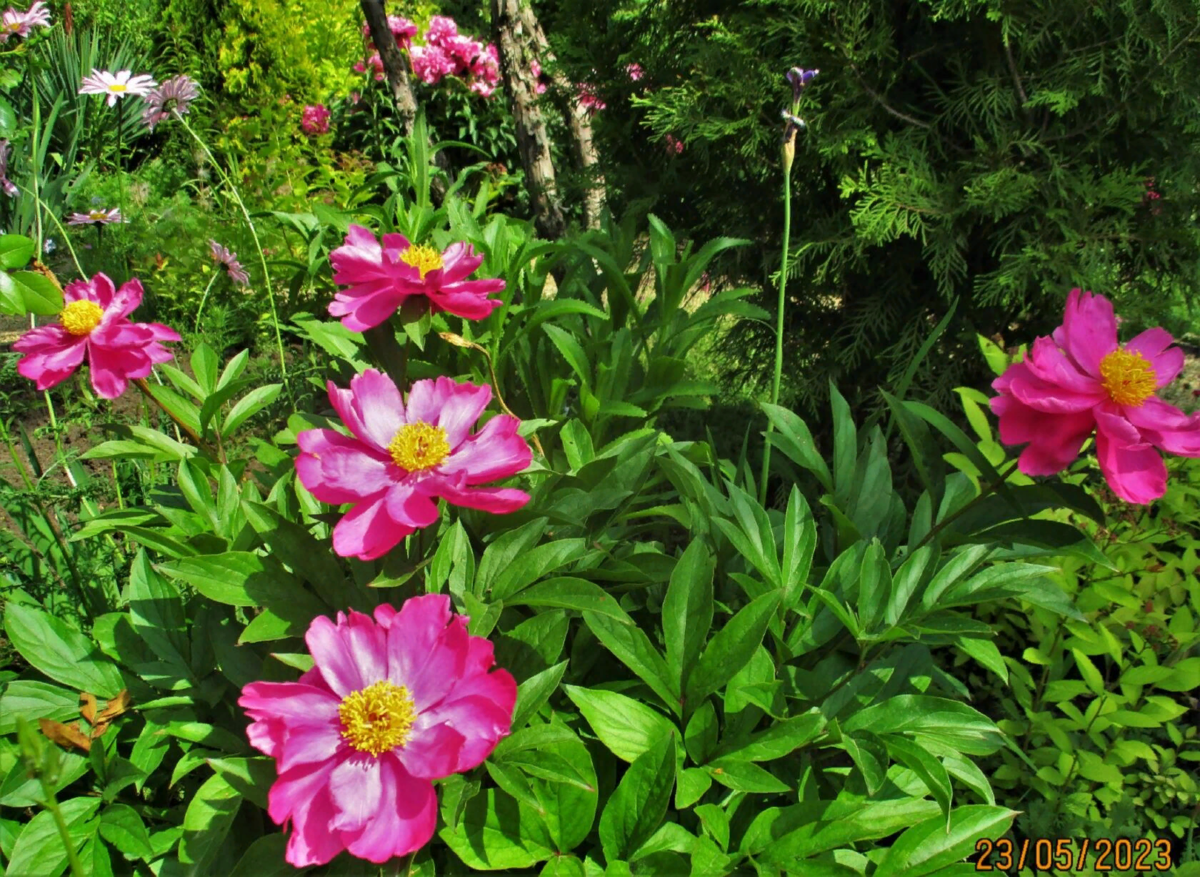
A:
548 0 1200 416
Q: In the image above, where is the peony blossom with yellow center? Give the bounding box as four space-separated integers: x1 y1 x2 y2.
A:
338 680 417 757
60 300 104 336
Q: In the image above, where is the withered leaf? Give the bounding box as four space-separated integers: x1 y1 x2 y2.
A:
39 718 91 752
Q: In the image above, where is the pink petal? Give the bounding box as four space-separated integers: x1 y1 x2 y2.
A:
328 371 406 453
990 395 1095 475
267 761 344 868
405 377 491 447
385 595 457 706
1124 398 1200 456
428 283 506 320
99 278 144 325
239 681 340 723
373 604 398 629
296 428 394 504
1124 328 1185 387
328 754 383 833
1025 337 1103 395
332 493 412 561
1095 424 1167 504
440 415 532 483
340 756 437 862
432 480 531 514
384 482 441 529
87 344 150 398
432 241 484 284
329 288 407 332
1050 288 1118 377
995 360 1105 413
278 721 344 773
305 612 377 697
380 232 414 260
12 324 77 355
406 669 516 776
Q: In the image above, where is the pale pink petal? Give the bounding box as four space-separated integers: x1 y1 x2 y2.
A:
305 613 372 697
349 369 408 451
296 428 393 504
440 415 532 483
1050 288 1118 377
332 493 412 560
328 754 383 832
406 377 492 447
340 756 437 862
1124 328 1185 387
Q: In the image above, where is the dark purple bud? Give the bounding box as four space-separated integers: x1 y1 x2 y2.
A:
787 67 819 100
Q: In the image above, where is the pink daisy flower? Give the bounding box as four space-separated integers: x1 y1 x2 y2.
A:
301 104 331 135
328 224 505 332
141 74 199 131
13 273 179 399
238 595 517 867
67 207 125 226
295 370 531 560
79 69 157 107
0 1 49 42
0 139 18 197
209 239 249 286
991 288 1200 504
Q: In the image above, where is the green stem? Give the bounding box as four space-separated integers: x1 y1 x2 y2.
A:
911 457 1022 553
115 98 125 220
193 270 220 333
40 787 86 877
175 113 289 393
759 163 793 507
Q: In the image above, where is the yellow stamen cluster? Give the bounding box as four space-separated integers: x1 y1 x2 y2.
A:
387 421 450 472
400 244 443 279
108 84 127 93
60 300 104 336
88 210 109 221
1099 347 1157 407
338 680 416 757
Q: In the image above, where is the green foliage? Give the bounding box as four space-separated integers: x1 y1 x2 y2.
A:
546 0 1200 419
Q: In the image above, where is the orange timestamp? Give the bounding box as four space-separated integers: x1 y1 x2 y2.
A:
974 837 1174 872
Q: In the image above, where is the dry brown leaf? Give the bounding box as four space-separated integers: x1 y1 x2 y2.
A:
95 689 132 724
39 718 91 752
78 692 98 725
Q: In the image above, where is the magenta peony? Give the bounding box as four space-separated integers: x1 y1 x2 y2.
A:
14 273 179 399
991 288 1200 504
239 595 517 866
295 370 531 560
328 224 505 331
301 104 331 135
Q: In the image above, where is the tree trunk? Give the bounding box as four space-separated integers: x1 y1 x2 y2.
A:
359 0 449 204
491 0 567 240
514 5 606 230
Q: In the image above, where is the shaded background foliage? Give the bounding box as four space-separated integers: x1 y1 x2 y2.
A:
538 0 1200 420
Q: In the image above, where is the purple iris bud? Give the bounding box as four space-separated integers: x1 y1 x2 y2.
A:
787 67 819 100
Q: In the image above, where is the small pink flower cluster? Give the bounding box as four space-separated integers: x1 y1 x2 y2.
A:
355 15 500 98
301 103 331 135
578 81 605 114
665 134 684 155
1143 177 1163 216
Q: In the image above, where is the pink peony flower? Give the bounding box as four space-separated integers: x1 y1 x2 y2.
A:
626 62 644 81
409 44 456 85
424 15 458 47
354 53 386 81
14 273 179 399
665 134 684 154
301 104 331 135
531 59 547 94
295 370 532 560
991 288 1200 504
578 81 605 113
238 595 517 866
79 69 157 107
328 224 505 332
0 1 49 41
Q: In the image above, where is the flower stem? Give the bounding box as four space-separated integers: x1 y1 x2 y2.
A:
27 54 42 255
115 98 125 220
174 113 289 394
911 457 1022 552
193 270 220 333
131 377 220 459
759 163 793 507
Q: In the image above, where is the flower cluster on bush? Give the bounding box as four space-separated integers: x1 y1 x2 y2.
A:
355 14 501 98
